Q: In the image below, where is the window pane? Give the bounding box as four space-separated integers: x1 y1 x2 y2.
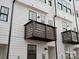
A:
0 6 9 22
0 14 7 21
65 47 70 59
5 8 9 14
48 20 53 26
58 0 62 3
63 0 67 6
1 7 5 13
57 3 62 10
1 6 9 14
40 15 45 23
29 11 37 21
4 15 7 21
67 8 71 14
32 12 37 21
62 21 67 31
67 3 71 8
29 11 33 20
62 6 67 12
0 14 4 20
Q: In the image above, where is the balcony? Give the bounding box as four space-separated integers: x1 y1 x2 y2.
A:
62 30 79 44
24 20 56 42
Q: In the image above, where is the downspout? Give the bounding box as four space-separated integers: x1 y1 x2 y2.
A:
73 0 78 32
54 0 58 59
73 0 79 45
7 0 16 59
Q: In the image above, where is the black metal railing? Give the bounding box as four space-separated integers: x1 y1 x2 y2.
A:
24 20 56 42
62 30 79 44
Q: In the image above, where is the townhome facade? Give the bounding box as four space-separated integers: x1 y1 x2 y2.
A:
0 0 79 59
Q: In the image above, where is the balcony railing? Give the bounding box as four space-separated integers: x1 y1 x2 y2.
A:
24 20 56 42
62 30 79 44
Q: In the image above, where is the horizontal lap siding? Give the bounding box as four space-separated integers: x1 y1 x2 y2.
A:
0 0 12 44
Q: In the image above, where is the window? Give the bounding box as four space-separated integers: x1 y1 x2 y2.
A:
29 11 37 21
67 3 71 14
37 0 46 3
40 15 45 23
65 53 70 59
57 0 71 14
57 0 62 10
27 44 36 59
67 8 71 14
62 21 72 31
48 20 53 26
57 3 62 10
0 6 9 22
63 6 67 12
63 0 67 6
62 1 67 12
65 47 70 59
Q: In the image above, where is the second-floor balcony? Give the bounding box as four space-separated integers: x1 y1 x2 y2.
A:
62 30 79 44
24 20 56 42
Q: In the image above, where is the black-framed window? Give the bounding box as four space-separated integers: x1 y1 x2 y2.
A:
27 44 36 59
65 47 70 59
48 20 53 26
57 0 62 10
62 21 71 31
29 10 37 21
62 0 67 12
67 8 71 14
0 6 9 22
62 5 67 12
57 0 72 15
40 15 45 23
67 3 71 14
57 2 62 10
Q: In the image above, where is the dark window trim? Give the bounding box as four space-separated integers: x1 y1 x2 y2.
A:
62 5 67 13
57 0 62 4
45 0 46 3
49 0 52 6
57 0 72 15
57 2 62 10
0 6 9 22
67 8 71 14
29 10 37 21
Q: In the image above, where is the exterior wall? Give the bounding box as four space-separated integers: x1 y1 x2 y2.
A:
9 2 49 59
0 0 13 44
0 0 79 59
56 0 75 22
48 47 56 59
0 0 13 59
6 0 79 59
